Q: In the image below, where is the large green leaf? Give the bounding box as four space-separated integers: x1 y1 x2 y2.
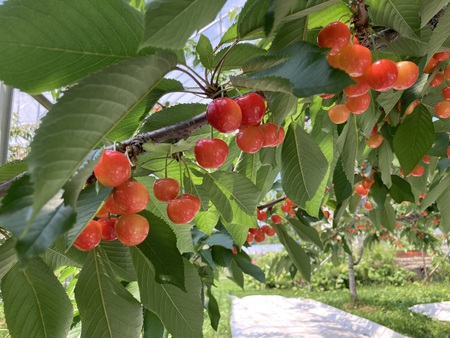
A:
75 249 143 338
196 34 214 70
2 258 73 338
356 91 380 138
337 116 358 183
270 17 307 53
202 171 259 245
214 43 267 71
283 0 342 23
426 6 450 62
0 160 27 183
141 0 226 49
366 0 420 40
101 241 137 281
333 157 353 203
289 218 322 249
378 141 393 188
143 309 165 338
437 186 450 233
420 174 450 212
308 2 351 29
420 0 448 28
377 90 403 115
233 250 265 283
266 91 298 125
131 249 203 338
0 238 18 279
393 104 435 174
368 199 396 231
389 175 415 203
27 53 176 219
281 122 328 208
0 0 144 93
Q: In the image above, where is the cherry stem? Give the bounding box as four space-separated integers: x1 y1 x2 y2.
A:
211 39 239 86
178 64 211 87
178 155 184 193
164 157 168 178
174 66 208 92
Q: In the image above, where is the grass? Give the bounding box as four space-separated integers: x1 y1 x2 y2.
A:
203 279 450 338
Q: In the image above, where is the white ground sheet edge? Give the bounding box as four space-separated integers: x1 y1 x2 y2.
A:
230 295 407 338
409 301 450 322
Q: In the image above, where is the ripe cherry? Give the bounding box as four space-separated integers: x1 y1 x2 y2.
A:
404 100 419 115
236 125 265 153
328 104 350 124
181 193 201 213
254 230 266 243
249 227 259 234
257 209 267 221
98 218 117 241
344 76 370 97
115 213 149 246
96 203 109 218
260 123 285 147
167 195 199 224
266 227 276 237
281 203 291 213
411 165 425 177
423 57 439 74
442 87 450 100
113 180 149 214
271 214 282 224
433 52 450 61
195 138 228 168
364 200 373 210
362 177 374 190
392 61 419 90
104 195 123 215
246 232 254 243
153 178 179 202
327 51 341 69
339 44 372 77
355 184 368 196
206 97 242 133
345 92 371 114
422 155 430 164
445 66 450 81
74 220 102 251
261 225 270 234
365 132 384 148
435 101 450 118
234 93 265 126
94 150 131 187
430 72 444 87
317 21 351 53
320 93 335 99
364 59 398 92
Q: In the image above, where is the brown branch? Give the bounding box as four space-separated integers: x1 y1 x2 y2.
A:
257 196 287 210
31 94 53 110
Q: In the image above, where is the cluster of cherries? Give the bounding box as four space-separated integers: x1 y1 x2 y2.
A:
246 209 279 243
317 21 420 125
423 53 450 118
194 93 285 169
74 150 150 251
354 176 375 210
152 177 201 224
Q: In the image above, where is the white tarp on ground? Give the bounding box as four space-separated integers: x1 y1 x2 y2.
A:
230 295 407 338
409 301 450 322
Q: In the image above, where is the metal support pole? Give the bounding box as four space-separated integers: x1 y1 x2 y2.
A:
0 83 14 165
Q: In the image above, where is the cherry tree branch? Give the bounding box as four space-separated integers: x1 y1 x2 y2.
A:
31 94 53 110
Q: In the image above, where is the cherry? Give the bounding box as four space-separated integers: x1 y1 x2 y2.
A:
364 59 398 92
364 200 373 210
234 93 266 126
113 180 149 214
271 214 282 224
442 87 450 100
266 227 276 237
257 209 267 221
115 213 149 246
339 44 372 77
355 184 368 196
320 93 335 99
285 198 295 207
430 72 444 87
411 165 425 177
433 52 450 61
249 227 259 234
206 97 242 133
281 203 291 213
167 195 199 224
261 225 270 234
181 193 201 213
328 104 350 124
98 218 117 241
94 150 131 187
74 220 102 251
327 51 341 69
236 125 265 153
435 101 450 118
246 232 254 243
422 155 430 164
232 246 238 254
392 61 419 90
104 195 123 215
195 138 228 168
423 57 439 74
153 178 179 202
96 203 109 218
365 132 384 148
345 92 371 114
445 66 450 81
344 76 370 97
317 21 351 53
362 177 374 190
404 100 419 115
260 123 285 147
254 230 266 243
447 146 450 158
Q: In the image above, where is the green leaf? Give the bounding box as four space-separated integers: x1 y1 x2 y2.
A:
426 7 450 62
75 249 143 338
242 42 353 97
393 104 435 174
230 75 293 93
225 259 244 288
366 0 420 40
283 0 342 23
204 232 234 249
437 187 450 233
281 122 328 208
420 174 450 211
376 90 403 115
233 250 265 283
333 157 353 203
101 241 137 281
270 18 307 53
308 2 351 29
368 199 395 231
237 0 270 38
337 116 358 183
236 152 259 184
256 164 280 202
214 43 267 71
0 161 27 183
196 34 214 70
0 238 18 279
273 224 311 281
136 211 185 290
194 208 220 236
289 218 322 249
143 309 165 338
131 249 203 338
389 175 415 203
368 175 389 210
266 91 298 125
205 286 220 331
219 23 238 46
27 53 176 219
0 0 144 93
428 132 449 157
356 91 380 138
378 141 393 188
202 171 259 245
2 258 73 338
242 54 290 73
420 0 448 28
141 0 226 49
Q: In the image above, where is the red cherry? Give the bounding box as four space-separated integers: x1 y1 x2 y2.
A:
96 204 109 218
328 104 350 124
320 93 335 99
442 87 450 100
236 126 265 153
392 61 419 90
113 180 149 214
232 246 238 254
153 178 179 202
271 214 282 224
181 193 201 213
424 57 439 74
234 93 266 126
254 231 266 243
422 155 430 164
257 209 267 221
317 21 351 53
362 177 374 190
323 210 330 219
194 138 228 168
94 150 131 187
345 92 371 114
364 59 398 92
411 165 425 177
327 51 342 68
261 225 270 234
246 232 254 243
430 72 444 87
167 195 199 224
355 184 368 196
339 44 372 77
404 100 419 115
433 52 450 61
281 204 291 213
286 198 295 207
435 101 450 118
260 123 285 147
447 146 450 158
344 76 370 97
74 220 102 251
104 195 123 215
98 218 117 241
206 97 242 133
445 66 450 81
364 200 373 210
266 227 276 237
365 133 384 148
115 214 149 246
249 227 259 234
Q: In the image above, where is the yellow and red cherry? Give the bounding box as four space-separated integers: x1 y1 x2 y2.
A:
234 93 266 126
404 100 419 115
153 178 179 202
236 125 265 153
74 220 102 251
433 52 450 61
445 66 450 81
442 87 450 100
328 104 350 124
94 150 131 187
317 21 351 53
98 217 117 241
104 195 124 215
344 76 370 97
167 195 199 224
364 201 373 210
181 193 201 214
113 180 149 214
346 92 371 114
435 101 450 118
339 44 372 77
206 97 242 133
364 59 398 92
365 132 384 148
430 72 444 87
392 61 419 90
195 138 228 168
260 123 285 147
115 213 149 246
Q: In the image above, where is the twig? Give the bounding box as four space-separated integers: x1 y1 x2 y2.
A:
174 66 207 92
257 196 287 210
31 94 53 110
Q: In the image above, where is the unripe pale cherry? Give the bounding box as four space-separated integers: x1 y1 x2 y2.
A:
338 44 372 77
344 76 370 97
365 132 384 148
424 57 439 74
206 97 242 133
94 150 131 187
430 72 444 87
